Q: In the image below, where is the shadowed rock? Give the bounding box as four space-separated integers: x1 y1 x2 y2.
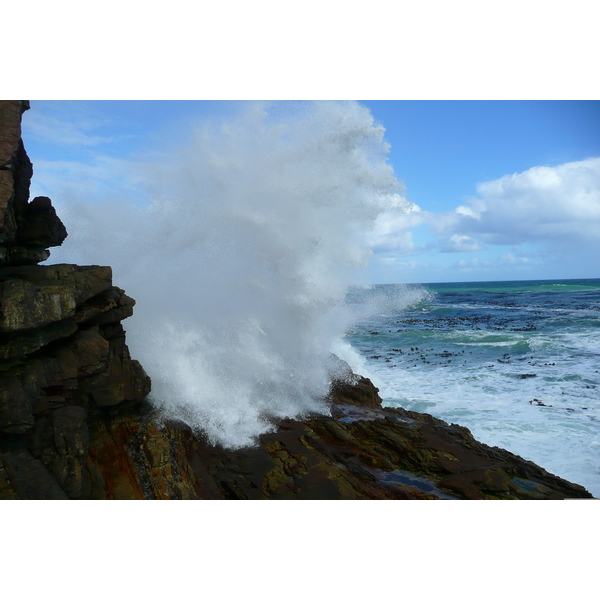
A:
0 100 151 499
18 196 68 248
0 101 67 267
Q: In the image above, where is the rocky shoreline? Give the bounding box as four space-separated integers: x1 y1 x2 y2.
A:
0 101 593 499
78 373 592 499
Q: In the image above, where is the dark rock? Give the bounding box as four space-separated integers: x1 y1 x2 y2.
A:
329 372 381 409
28 406 89 498
85 327 151 407
0 376 35 433
0 101 151 499
1 101 66 266
0 246 50 267
18 196 68 248
0 101 27 167
0 318 78 361
0 448 68 499
0 101 33 248
0 101 27 246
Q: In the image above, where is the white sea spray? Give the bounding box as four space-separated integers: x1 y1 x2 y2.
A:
49 101 414 448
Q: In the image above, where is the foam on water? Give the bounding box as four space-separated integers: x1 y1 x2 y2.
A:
363 357 600 496
347 281 600 496
48 101 414 448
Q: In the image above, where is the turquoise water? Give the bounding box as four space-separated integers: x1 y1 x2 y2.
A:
344 278 600 497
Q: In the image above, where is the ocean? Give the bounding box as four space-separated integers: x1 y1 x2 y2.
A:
344 278 600 497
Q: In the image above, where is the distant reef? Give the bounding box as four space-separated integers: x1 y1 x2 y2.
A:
0 101 593 499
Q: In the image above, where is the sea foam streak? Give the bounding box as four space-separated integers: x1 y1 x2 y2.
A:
50 101 414 447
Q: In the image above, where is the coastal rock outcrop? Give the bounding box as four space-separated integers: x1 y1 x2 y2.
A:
0 101 593 500
0 101 150 499
82 374 593 499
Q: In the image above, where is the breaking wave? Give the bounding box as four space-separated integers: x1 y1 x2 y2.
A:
49 101 414 447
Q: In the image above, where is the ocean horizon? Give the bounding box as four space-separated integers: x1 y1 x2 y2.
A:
344 277 600 496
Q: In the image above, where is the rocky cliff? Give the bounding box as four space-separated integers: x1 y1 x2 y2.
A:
0 101 150 499
0 101 593 499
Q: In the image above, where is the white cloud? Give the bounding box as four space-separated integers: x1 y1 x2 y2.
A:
455 204 482 220
466 157 600 244
370 157 600 281
429 157 600 249
439 233 483 253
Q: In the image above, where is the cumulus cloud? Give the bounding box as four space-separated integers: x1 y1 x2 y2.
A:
370 157 600 282
436 157 600 248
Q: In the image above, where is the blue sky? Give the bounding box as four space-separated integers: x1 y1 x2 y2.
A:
360 100 600 282
22 100 600 284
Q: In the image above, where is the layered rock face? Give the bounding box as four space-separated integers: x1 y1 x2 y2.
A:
0 101 150 499
0 101 593 500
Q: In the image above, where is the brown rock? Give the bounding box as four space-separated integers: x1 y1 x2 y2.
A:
79 374 593 500
0 101 27 167
0 101 151 501
70 326 110 376
0 318 78 361
0 278 77 332
0 264 113 332
73 286 136 327
86 329 151 407
28 406 89 498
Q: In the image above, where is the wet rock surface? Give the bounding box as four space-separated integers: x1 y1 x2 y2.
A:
82 374 593 499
